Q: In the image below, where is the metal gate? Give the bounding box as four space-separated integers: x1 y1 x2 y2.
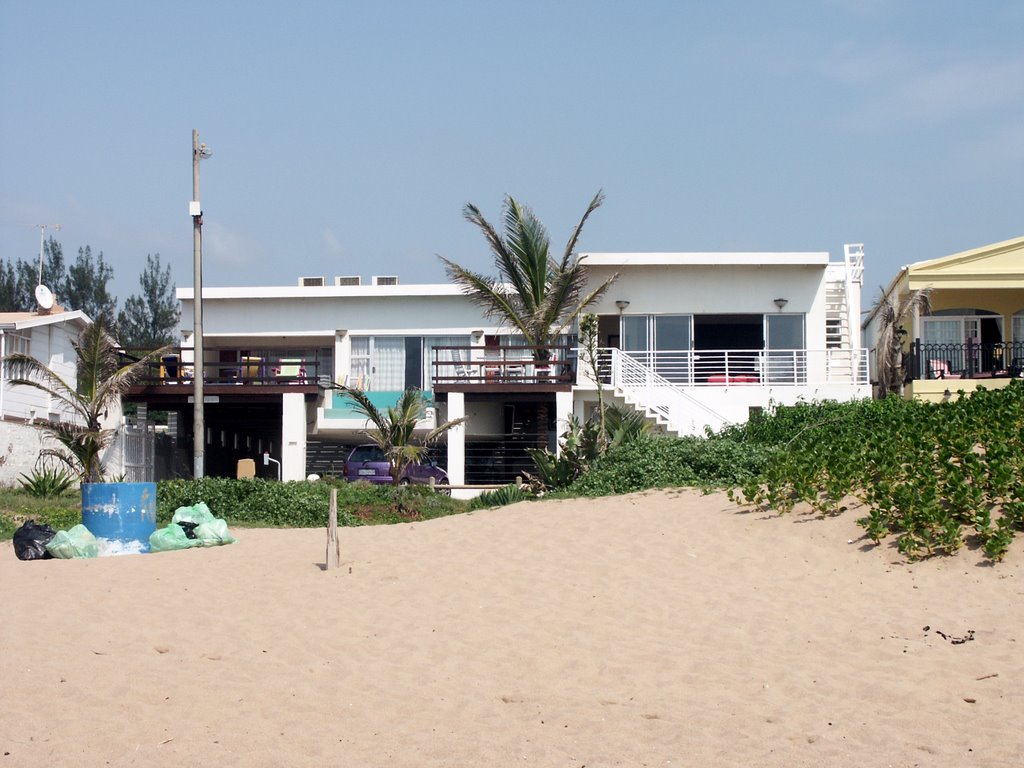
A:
118 423 155 482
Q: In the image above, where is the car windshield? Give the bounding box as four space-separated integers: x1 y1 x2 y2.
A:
349 445 385 463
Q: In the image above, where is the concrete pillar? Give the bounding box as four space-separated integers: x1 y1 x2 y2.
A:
555 390 574 457
281 392 307 481
446 392 465 487
334 330 349 386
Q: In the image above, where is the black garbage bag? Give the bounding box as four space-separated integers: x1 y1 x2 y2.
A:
13 520 57 561
178 521 199 540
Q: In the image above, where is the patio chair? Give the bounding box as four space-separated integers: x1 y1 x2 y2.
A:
1008 358 1024 378
929 359 961 380
450 348 478 380
273 358 306 382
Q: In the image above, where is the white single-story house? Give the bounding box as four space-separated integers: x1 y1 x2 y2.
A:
0 309 91 484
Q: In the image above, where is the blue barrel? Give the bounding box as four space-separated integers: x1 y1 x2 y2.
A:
81 482 157 553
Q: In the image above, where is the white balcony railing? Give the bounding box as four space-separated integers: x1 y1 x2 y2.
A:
587 347 869 436
597 348 868 387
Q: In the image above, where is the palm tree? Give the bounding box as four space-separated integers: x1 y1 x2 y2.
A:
3 316 169 482
335 386 466 485
871 286 932 398
439 191 616 362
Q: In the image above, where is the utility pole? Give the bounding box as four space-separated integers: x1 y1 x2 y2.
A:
191 129 211 478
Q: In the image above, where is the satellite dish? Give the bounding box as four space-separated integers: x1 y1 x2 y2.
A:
34 284 54 311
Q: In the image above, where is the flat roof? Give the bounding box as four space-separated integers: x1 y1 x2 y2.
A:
178 284 464 300
581 252 831 266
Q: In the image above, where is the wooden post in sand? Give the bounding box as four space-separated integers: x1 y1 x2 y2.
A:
326 488 340 569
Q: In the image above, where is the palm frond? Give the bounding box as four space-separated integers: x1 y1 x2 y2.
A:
871 285 932 396
560 190 604 269
444 192 615 360
440 257 534 340
336 386 390 443
548 273 619 339
5 354 88 419
426 414 467 443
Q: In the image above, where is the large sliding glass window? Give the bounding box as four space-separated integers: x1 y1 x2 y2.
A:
765 314 805 383
621 315 693 383
653 315 692 383
348 336 411 391
622 316 648 355
423 335 471 390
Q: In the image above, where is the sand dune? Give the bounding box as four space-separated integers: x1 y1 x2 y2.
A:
2 489 1022 767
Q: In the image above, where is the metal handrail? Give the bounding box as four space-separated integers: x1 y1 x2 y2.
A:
431 344 576 385
909 340 1024 380
124 349 323 386
592 348 868 387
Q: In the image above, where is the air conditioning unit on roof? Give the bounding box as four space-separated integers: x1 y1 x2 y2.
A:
299 276 326 287
372 275 399 286
334 276 362 286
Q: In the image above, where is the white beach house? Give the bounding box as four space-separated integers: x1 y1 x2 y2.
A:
129 245 868 488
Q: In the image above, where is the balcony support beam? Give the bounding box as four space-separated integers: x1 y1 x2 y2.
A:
447 392 466 488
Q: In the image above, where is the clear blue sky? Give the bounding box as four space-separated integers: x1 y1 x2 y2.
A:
2 1 1021 310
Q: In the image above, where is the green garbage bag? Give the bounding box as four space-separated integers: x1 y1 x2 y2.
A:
149 523 198 552
171 502 215 526
193 518 237 547
45 524 99 559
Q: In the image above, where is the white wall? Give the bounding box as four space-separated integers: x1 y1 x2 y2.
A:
182 291 488 342
1 323 80 423
0 421 54 487
584 264 827 323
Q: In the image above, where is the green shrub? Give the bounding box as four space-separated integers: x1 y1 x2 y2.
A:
569 433 774 496
730 382 1024 562
468 483 532 511
157 478 466 527
18 466 79 497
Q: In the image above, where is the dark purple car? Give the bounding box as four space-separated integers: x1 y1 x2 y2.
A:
342 444 450 493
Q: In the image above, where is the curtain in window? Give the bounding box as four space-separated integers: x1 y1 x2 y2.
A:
922 319 962 346
423 336 470 388
349 337 370 388
372 337 405 391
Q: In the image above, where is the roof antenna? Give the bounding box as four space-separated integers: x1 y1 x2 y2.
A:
35 223 60 313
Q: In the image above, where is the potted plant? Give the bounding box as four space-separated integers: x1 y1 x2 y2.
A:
4 316 170 550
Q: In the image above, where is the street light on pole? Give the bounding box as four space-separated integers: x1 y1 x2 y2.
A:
191 129 211 479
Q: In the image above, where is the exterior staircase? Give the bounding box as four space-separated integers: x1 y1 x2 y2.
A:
823 244 865 381
606 349 730 436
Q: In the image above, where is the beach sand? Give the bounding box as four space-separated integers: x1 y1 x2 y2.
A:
2 489 1022 767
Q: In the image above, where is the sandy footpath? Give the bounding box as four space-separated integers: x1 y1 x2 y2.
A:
2 489 1022 767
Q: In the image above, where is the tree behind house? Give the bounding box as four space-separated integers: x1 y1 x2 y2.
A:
0 237 68 311
61 245 117 322
117 254 180 349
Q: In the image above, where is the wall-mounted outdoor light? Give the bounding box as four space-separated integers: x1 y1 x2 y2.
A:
615 300 630 312
773 298 789 310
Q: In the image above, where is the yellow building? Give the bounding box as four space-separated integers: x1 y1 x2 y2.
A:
864 235 1024 402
